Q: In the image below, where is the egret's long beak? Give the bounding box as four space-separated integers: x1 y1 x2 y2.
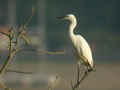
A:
56 16 66 20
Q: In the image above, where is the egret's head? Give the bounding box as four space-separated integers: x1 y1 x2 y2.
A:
57 14 77 24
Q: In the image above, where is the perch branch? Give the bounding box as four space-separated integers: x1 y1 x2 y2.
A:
71 64 89 90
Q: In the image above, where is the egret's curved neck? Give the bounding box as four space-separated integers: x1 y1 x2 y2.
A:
69 19 77 39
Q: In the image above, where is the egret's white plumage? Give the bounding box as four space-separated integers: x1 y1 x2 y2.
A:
58 14 94 71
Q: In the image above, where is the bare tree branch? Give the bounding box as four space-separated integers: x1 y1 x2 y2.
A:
71 64 90 90
0 27 28 76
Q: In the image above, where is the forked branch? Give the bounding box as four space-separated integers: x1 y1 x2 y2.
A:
0 26 30 76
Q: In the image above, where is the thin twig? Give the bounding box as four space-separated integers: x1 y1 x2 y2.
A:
38 50 65 55
6 69 33 74
0 32 9 37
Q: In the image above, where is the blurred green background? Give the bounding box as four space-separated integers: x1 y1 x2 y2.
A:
0 0 120 89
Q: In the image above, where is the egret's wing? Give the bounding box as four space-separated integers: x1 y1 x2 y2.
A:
75 35 93 67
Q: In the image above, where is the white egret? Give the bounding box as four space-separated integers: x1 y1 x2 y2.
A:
57 14 95 72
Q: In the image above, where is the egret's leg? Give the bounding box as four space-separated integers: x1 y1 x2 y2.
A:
72 63 88 89
77 62 80 81
78 65 91 84
71 63 81 89
77 62 86 82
